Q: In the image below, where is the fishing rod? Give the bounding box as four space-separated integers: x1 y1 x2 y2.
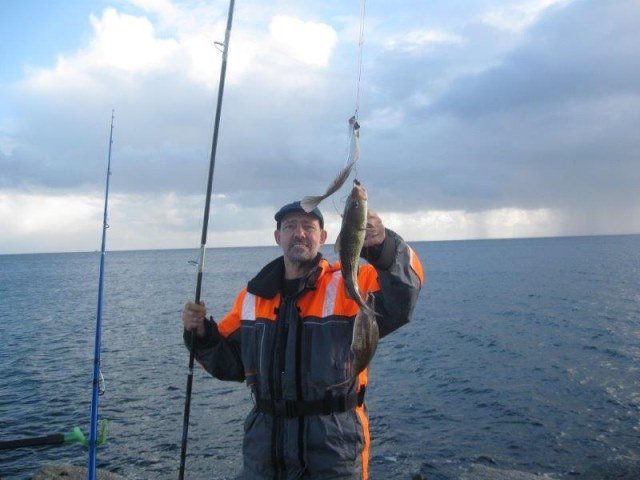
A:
0 421 107 451
0 426 86 450
87 110 115 480
179 1 235 479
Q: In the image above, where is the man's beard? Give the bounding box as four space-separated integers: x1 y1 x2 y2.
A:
286 242 316 266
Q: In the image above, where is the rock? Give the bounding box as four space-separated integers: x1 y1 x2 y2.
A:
32 464 125 480
456 464 558 480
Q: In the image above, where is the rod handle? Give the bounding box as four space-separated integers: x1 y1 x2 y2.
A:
0 434 64 450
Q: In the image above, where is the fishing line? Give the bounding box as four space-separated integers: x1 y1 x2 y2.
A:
333 0 367 214
301 1 368 215
353 0 367 121
351 0 366 181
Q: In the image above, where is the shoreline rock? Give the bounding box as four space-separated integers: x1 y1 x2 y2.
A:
33 464 125 480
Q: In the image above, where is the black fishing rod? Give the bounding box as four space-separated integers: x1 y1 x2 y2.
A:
87 109 115 480
0 427 87 450
179 1 235 478
0 422 107 451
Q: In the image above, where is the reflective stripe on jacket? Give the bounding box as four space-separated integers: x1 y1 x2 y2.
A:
187 229 423 479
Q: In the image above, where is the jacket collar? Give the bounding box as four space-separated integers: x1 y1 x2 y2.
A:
247 253 329 299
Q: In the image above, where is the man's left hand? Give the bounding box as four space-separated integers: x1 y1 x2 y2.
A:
364 210 385 247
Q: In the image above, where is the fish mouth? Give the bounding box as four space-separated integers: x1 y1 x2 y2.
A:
350 185 367 201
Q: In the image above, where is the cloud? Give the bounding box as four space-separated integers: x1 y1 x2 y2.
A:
366 0 640 220
0 191 103 253
1 0 639 253
88 8 180 73
22 8 180 94
480 0 573 33
382 207 561 241
432 0 640 116
2 4 346 197
268 15 338 68
0 189 278 254
383 29 463 54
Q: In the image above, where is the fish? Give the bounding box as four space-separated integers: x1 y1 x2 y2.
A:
301 117 360 213
350 293 379 377
335 181 376 318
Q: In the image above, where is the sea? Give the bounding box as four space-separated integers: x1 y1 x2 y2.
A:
0 235 639 480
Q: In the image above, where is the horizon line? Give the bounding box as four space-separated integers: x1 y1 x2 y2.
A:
1 231 639 256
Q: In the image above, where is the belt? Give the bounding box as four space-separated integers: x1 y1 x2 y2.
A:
256 387 366 418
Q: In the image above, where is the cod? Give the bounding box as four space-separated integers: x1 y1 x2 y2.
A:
335 182 380 377
335 181 375 317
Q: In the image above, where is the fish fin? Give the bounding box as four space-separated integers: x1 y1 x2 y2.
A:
363 292 380 318
300 195 324 213
334 231 342 253
363 303 380 318
359 301 375 318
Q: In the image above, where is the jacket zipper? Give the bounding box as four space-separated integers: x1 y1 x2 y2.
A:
271 297 290 476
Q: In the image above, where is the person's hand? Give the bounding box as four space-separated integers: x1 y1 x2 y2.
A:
363 209 385 247
183 302 207 338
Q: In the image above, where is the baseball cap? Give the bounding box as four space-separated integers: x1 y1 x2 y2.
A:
274 201 324 229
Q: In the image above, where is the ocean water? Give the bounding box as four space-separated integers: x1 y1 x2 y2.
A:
0 235 639 479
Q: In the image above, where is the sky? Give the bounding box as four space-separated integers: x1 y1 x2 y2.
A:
1 0 639 254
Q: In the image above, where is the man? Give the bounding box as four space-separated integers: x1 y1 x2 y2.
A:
183 185 423 479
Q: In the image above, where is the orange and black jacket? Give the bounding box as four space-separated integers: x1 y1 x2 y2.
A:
186 229 423 479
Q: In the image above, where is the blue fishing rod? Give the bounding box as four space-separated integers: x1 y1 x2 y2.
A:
87 110 115 480
179 1 235 479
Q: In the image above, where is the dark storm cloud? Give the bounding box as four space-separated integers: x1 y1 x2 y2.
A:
349 0 640 223
431 0 640 117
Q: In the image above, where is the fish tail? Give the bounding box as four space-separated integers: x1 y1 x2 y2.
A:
300 195 325 213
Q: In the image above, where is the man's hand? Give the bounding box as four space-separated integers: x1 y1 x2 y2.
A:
364 209 386 247
183 302 207 338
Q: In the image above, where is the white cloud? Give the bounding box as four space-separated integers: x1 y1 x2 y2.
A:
0 191 103 253
0 189 251 254
126 0 179 19
19 7 337 97
381 207 561 242
268 15 338 68
86 8 180 73
22 8 180 94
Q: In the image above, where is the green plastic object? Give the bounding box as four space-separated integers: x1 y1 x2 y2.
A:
64 427 87 447
63 420 108 448
97 419 108 446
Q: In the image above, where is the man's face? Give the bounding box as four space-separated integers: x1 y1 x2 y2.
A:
275 213 327 265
